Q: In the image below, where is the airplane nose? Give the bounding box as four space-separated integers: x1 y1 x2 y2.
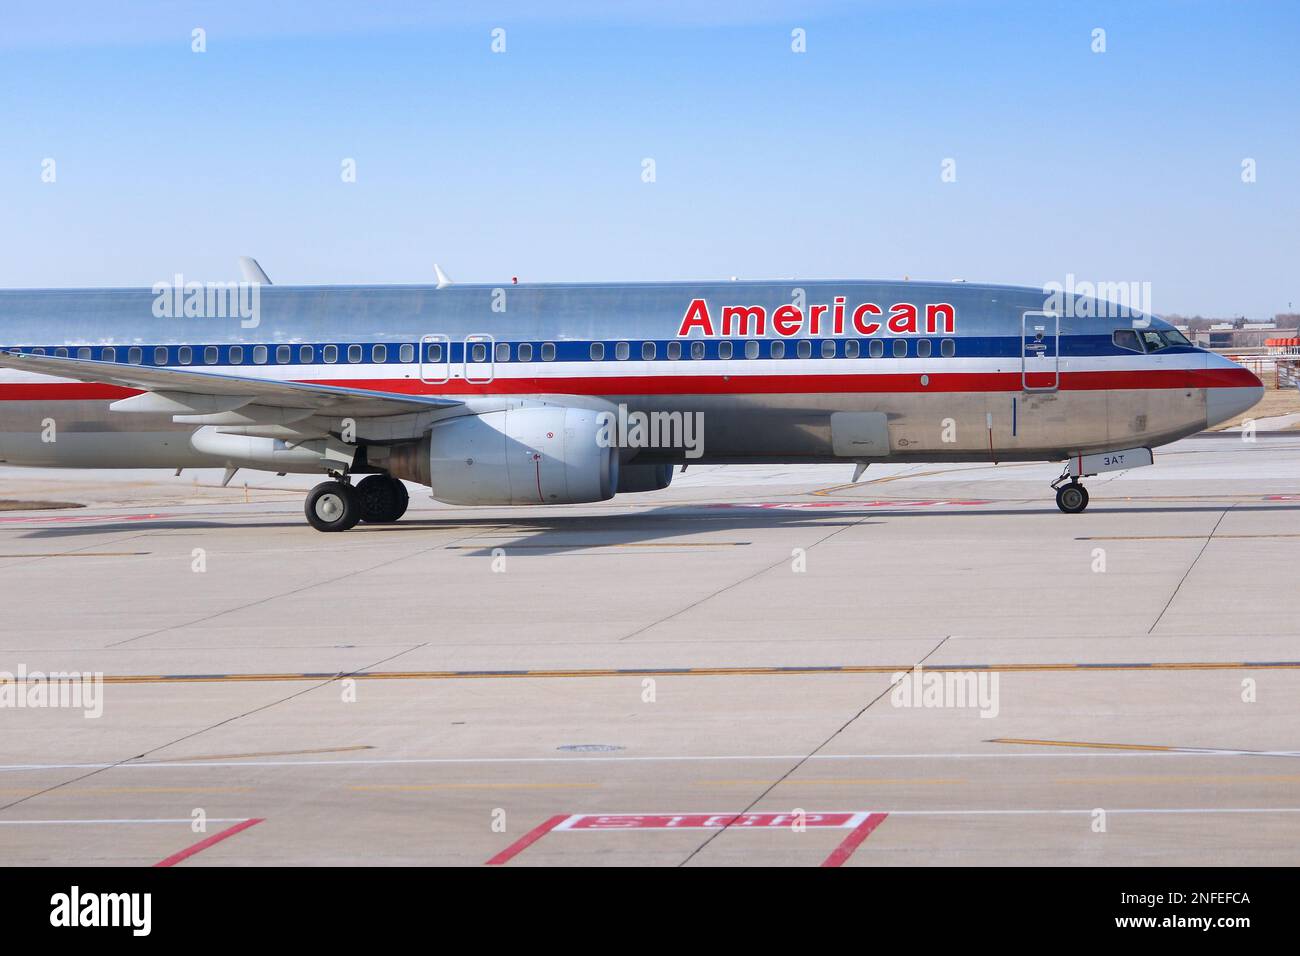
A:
1204 358 1265 428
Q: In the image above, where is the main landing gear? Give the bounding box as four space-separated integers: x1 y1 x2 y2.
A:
305 475 410 532
1050 469 1090 514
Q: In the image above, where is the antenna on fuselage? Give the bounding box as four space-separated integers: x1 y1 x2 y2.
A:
239 257 272 285
433 263 454 289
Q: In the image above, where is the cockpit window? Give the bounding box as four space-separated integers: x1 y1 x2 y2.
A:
1139 329 1169 352
1112 329 1141 352
1162 328 1192 347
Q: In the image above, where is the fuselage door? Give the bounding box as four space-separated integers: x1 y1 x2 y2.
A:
463 334 495 384
1021 311 1059 392
420 333 450 384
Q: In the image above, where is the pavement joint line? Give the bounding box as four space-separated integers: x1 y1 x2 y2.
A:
18 660 1297 686
1147 503 1234 634
0 642 429 817
677 633 952 867
616 504 882 643
106 520 517 647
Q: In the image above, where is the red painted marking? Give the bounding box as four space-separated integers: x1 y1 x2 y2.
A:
0 367 1263 401
820 812 889 867
709 500 991 510
485 814 568 865
561 812 859 830
153 817 264 867
0 512 172 524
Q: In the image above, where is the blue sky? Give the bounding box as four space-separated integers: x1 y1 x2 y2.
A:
1 0 1296 316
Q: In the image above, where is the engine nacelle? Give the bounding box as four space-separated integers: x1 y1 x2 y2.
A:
402 406 618 506
616 462 674 493
189 425 348 473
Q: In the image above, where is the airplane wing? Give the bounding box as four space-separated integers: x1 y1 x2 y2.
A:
0 350 460 419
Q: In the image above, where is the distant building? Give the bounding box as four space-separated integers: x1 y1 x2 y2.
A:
1193 326 1299 350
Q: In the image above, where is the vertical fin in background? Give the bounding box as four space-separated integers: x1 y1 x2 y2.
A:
239 257 272 285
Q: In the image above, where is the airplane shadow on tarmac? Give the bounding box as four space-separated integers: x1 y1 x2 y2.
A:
9 500 1300 551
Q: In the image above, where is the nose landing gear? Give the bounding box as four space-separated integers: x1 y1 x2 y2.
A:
1054 480 1089 514
1050 467 1090 514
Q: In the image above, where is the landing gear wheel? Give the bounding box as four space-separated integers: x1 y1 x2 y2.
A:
1055 482 1089 514
305 481 361 531
355 475 409 523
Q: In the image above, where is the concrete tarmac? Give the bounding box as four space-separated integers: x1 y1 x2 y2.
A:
0 433 1298 866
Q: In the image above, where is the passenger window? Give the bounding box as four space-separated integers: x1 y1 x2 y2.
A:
941 339 956 358
893 339 908 358
102 347 116 362
615 342 630 360
718 341 733 360
55 347 69 358
299 345 314 364
277 345 291 364
470 343 487 362
844 340 860 358
128 347 143 364
541 342 556 361
348 344 363 363
206 346 220 364
77 347 92 360
517 343 533 362
374 344 388 363
690 341 705 360
425 343 441 363
917 340 932 358
400 344 414 363
229 346 244 364
179 346 193 365
31 348 45 355
797 340 812 359
770 340 786 359
1112 329 1141 353
666 341 681 360
323 345 338 364
252 345 266 364
493 343 508 363
821 340 836 358
745 340 760 359
869 340 884 358
642 341 656 360
590 342 605 361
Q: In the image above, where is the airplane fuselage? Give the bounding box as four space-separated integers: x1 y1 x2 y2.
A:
0 279 1264 482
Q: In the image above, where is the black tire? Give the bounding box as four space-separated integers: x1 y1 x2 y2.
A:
388 478 410 521
356 475 409 523
1055 482 1089 514
305 481 361 531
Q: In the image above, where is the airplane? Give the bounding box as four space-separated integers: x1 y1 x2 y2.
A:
0 265 1264 530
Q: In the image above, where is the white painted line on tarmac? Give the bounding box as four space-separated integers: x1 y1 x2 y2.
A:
0 818 250 825
2 750 1299 773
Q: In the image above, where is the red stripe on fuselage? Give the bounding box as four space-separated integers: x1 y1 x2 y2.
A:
0 367 1261 402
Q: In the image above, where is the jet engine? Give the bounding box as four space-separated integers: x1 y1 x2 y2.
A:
616 461 674 493
381 405 619 506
